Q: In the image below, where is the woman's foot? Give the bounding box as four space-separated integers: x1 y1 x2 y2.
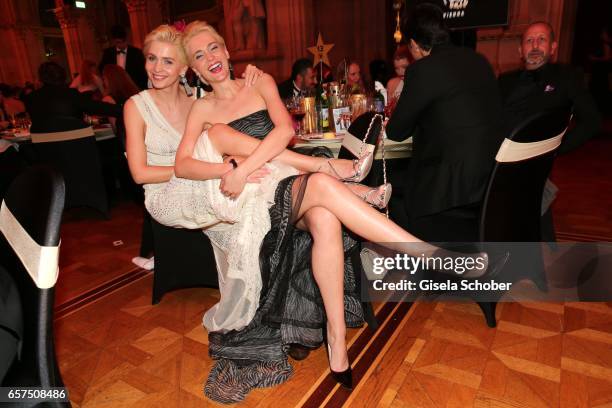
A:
325 322 352 389
132 256 155 270
318 151 373 183
345 183 392 209
361 183 392 209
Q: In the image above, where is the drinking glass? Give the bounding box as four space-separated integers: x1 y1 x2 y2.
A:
286 95 306 136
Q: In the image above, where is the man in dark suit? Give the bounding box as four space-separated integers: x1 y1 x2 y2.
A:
499 22 601 155
386 3 503 242
99 25 147 90
277 58 317 100
498 22 601 241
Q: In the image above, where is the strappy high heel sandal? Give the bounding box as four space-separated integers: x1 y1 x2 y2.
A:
361 183 392 209
324 151 374 183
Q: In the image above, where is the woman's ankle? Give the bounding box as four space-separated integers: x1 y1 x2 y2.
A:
326 322 346 344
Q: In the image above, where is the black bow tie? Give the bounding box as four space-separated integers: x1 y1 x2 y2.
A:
117 49 126 55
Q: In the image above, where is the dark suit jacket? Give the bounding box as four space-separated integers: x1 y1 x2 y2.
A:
25 85 122 133
499 64 601 154
99 45 147 90
277 79 299 100
386 44 503 220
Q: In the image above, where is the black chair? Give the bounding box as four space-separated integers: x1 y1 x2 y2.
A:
0 165 69 406
0 144 27 201
476 107 572 327
150 216 219 304
31 128 109 218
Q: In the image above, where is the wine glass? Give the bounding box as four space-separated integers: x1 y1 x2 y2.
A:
286 95 306 136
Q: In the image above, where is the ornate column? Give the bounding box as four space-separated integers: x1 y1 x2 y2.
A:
123 0 150 49
54 4 82 76
0 1 38 83
12 26 36 83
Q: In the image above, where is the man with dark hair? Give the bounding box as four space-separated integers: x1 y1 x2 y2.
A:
386 3 503 241
277 58 317 99
99 25 147 90
499 21 602 241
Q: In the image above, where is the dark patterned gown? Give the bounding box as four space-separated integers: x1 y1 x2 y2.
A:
204 109 364 404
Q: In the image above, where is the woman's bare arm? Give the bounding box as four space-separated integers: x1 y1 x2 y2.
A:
124 99 175 184
218 74 294 196
174 99 234 180
229 73 293 176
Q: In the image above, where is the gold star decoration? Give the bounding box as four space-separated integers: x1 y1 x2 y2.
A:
308 33 334 67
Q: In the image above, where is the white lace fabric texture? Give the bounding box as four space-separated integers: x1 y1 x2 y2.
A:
131 90 298 332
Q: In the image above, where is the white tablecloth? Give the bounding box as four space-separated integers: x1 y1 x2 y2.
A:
0 126 116 143
292 135 412 159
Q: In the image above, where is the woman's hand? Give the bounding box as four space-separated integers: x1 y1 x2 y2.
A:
241 64 264 87
223 155 270 182
219 161 271 198
220 167 248 199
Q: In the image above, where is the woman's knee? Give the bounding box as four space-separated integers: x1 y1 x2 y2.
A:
207 123 229 142
307 172 337 196
304 206 341 237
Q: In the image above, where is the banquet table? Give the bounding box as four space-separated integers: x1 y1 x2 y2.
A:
0 125 116 144
291 133 412 159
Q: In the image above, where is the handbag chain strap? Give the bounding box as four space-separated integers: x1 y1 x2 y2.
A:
360 113 389 218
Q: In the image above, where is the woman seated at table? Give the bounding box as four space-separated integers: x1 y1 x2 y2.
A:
70 59 105 100
386 46 410 105
102 64 140 144
25 62 121 134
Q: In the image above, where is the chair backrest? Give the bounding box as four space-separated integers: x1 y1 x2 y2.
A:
31 126 94 144
0 165 67 393
32 128 108 216
479 108 572 241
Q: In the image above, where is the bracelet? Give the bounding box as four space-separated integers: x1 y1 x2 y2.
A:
229 158 238 169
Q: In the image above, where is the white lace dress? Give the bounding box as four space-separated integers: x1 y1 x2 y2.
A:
131 90 298 332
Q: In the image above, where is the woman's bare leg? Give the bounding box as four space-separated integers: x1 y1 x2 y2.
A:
208 124 359 178
294 173 488 277
297 173 422 244
296 207 348 372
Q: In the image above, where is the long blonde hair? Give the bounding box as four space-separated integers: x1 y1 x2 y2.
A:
182 21 226 62
143 24 187 65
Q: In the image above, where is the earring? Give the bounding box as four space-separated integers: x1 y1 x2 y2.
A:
147 78 152 89
229 61 235 80
180 74 193 97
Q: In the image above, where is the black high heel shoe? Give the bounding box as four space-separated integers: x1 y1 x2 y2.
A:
323 328 353 390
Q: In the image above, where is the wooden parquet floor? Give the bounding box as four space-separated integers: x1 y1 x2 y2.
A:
53 133 612 407
56 202 145 305
55 280 612 407
551 136 612 242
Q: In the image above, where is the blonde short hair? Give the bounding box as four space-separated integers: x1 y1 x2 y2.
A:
143 25 187 65
182 20 226 61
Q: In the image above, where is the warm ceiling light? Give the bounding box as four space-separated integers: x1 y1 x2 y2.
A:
75 1 86 8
